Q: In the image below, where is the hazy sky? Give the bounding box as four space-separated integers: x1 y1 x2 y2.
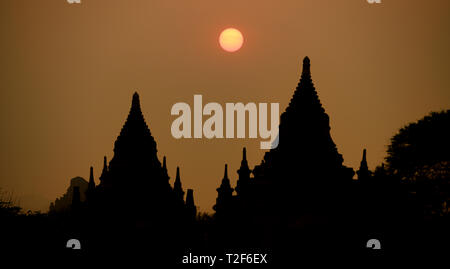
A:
1 0 449 212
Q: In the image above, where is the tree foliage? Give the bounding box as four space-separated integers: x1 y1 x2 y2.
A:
386 110 450 181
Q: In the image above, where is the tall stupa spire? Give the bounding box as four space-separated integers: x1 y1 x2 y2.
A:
88 166 95 190
301 56 311 79
252 56 353 208
270 56 344 170
236 147 252 196
91 92 193 224
86 166 96 201
362 149 367 164
357 149 370 181
224 164 228 179
218 164 233 193
173 166 185 202
213 163 234 214
107 91 159 187
116 91 153 143
131 92 141 113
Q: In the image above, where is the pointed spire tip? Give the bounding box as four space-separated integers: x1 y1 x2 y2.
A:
176 166 180 181
302 56 311 75
131 92 141 110
224 164 228 178
89 166 94 180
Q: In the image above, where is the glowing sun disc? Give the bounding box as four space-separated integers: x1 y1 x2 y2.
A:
219 28 244 52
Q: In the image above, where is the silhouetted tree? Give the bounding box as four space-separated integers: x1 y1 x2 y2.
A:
0 189 21 217
386 110 449 181
386 110 450 217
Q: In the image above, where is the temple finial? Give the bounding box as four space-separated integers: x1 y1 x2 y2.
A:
186 189 195 207
214 163 234 214
89 166 94 182
302 56 311 78
236 147 251 196
87 166 96 196
173 166 184 201
131 92 141 112
176 166 180 181
357 148 370 181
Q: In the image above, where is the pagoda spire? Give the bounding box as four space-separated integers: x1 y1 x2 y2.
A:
267 56 345 174
362 149 367 164
186 189 195 208
92 92 184 222
219 164 233 191
224 163 228 179
173 166 185 203
236 147 252 196
213 164 234 214
112 91 156 162
357 149 370 181
131 92 141 113
301 56 311 80
245 56 355 216
86 166 96 202
218 164 233 192
88 166 95 191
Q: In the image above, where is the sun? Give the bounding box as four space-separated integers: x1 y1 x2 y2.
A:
219 28 244 52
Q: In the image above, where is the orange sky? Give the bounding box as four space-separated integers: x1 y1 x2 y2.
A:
1 0 449 212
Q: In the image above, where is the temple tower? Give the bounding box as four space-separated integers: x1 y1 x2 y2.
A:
173 166 185 204
213 164 234 216
357 149 371 181
235 147 252 196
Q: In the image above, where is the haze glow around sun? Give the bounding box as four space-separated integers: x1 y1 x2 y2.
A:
219 28 244 52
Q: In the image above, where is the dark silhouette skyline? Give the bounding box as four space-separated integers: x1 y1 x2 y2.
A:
3 1 450 215
1 57 448 263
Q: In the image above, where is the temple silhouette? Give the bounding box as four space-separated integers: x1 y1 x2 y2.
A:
49 176 88 213
56 57 380 256
19 56 445 262
86 92 195 221
58 92 198 259
211 57 358 253
214 57 355 216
